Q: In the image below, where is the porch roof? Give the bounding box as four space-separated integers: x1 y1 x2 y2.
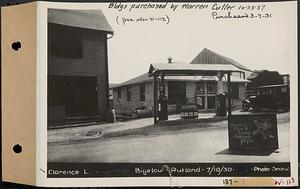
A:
166 75 250 83
149 62 243 76
110 72 249 89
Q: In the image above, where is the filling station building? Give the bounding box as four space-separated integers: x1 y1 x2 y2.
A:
111 48 252 116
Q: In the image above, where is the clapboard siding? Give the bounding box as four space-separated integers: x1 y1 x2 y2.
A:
113 80 247 115
48 23 108 121
48 24 107 76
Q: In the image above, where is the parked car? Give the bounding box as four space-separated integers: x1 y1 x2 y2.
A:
242 84 290 111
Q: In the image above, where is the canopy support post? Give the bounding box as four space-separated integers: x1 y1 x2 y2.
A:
227 72 232 116
160 74 165 96
153 74 158 124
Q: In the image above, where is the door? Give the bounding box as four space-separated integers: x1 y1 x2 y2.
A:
207 96 216 109
48 75 99 117
168 81 186 112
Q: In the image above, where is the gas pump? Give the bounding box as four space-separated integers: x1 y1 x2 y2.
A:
158 95 168 120
157 74 168 121
216 72 227 116
216 93 227 116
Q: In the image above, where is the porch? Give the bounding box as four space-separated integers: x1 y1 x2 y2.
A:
148 62 244 124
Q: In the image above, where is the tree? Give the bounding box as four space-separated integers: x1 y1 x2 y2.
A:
247 70 284 89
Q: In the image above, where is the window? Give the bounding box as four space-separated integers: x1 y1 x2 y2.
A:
281 87 288 93
257 90 261 95
263 89 268 95
196 82 205 94
140 83 146 101
269 89 273 95
207 82 216 94
231 83 239 99
117 88 121 101
127 87 131 101
49 24 83 59
196 96 205 109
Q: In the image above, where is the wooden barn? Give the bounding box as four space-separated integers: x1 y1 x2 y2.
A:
47 9 113 126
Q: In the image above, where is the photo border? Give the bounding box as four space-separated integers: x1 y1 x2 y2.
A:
37 1 298 187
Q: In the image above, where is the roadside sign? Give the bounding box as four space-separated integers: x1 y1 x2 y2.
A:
228 114 279 151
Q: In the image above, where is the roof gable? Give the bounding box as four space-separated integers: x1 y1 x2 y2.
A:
48 9 113 33
190 48 252 72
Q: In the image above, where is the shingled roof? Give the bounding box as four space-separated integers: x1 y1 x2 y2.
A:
190 48 252 72
111 70 249 89
48 9 113 33
113 73 152 88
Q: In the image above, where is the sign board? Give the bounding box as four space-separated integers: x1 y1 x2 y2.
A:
228 114 278 151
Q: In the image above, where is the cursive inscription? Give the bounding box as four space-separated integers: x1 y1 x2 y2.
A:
116 15 170 25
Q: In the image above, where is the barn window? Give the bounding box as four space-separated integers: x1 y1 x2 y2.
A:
140 83 146 101
127 87 131 101
281 86 288 93
49 24 83 59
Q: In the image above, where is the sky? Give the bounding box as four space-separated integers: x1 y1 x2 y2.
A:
99 2 297 83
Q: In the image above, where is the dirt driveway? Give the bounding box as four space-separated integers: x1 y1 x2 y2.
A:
48 112 290 163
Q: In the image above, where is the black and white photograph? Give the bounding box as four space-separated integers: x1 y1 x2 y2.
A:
43 1 297 186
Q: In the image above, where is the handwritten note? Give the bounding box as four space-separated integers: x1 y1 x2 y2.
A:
274 177 296 186
116 15 170 25
232 124 254 145
108 2 272 25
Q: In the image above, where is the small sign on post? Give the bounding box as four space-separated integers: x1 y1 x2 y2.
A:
228 114 278 151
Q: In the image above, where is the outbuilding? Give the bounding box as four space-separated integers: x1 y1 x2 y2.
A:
47 9 113 126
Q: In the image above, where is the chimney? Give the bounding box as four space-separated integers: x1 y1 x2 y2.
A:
167 57 172 63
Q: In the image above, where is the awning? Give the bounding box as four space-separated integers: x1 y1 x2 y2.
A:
149 62 243 76
165 75 250 83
